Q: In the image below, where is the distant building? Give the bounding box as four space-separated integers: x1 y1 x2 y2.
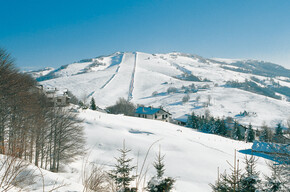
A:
45 87 70 107
35 85 70 107
135 106 172 122
173 114 189 126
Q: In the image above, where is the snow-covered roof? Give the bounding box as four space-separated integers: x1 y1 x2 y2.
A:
252 141 289 155
135 107 161 115
174 114 189 123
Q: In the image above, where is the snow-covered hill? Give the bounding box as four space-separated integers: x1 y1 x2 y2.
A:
31 52 290 128
10 109 271 192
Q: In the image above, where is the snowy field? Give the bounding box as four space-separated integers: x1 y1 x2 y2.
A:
16 109 275 191
3 109 275 191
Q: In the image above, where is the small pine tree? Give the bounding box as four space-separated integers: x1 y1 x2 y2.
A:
154 150 165 178
246 124 255 142
210 151 242 192
240 155 260 192
109 141 136 192
90 97 97 110
147 149 175 192
210 171 233 192
275 123 283 136
263 163 285 192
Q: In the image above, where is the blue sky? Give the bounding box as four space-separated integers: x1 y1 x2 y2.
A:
1 0 290 70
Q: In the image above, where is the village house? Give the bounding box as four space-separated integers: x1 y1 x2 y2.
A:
35 85 70 107
173 114 189 126
135 106 172 122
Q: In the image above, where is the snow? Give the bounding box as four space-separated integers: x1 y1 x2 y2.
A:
0 108 275 191
65 109 270 192
37 52 290 128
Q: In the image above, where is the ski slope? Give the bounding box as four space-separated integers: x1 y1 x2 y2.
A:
35 52 290 128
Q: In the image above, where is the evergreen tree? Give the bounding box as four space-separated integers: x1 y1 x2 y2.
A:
214 118 222 135
246 124 255 142
263 163 286 192
220 119 227 136
154 150 165 178
147 149 175 192
189 112 199 129
240 155 260 192
232 121 243 140
211 171 236 192
90 97 97 110
273 123 283 143
275 123 283 136
259 123 272 142
109 141 136 192
210 151 242 192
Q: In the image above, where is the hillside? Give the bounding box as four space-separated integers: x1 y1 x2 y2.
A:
5 108 270 191
31 52 290 128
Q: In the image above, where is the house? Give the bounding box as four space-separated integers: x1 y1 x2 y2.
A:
43 87 70 107
173 114 189 126
135 106 172 122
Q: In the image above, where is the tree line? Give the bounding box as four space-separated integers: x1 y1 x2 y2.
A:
187 111 288 144
0 49 85 172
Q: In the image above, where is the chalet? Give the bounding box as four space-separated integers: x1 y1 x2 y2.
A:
45 87 70 107
173 114 189 126
135 106 172 122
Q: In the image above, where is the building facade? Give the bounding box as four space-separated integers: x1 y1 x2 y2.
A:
135 106 172 122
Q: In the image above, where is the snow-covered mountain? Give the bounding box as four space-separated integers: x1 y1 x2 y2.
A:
31 52 290 128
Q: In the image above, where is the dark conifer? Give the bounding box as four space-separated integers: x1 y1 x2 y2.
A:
147 149 175 192
90 97 97 110
109 141 136 192
246 124 255 142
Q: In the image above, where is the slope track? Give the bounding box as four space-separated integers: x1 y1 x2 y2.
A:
128 52 137 101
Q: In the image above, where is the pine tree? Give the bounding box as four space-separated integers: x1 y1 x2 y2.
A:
240 155 260 192
109 141 136 192
232 121 243 140
154 150 165 178
147 149 175 192
214 118 222 135
246 124 255 142
275 123 283 136
210 151 242 192
273 123 283 143
263 163 285 192
90 97 97 110
259 123 272 142
220 119 227 136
